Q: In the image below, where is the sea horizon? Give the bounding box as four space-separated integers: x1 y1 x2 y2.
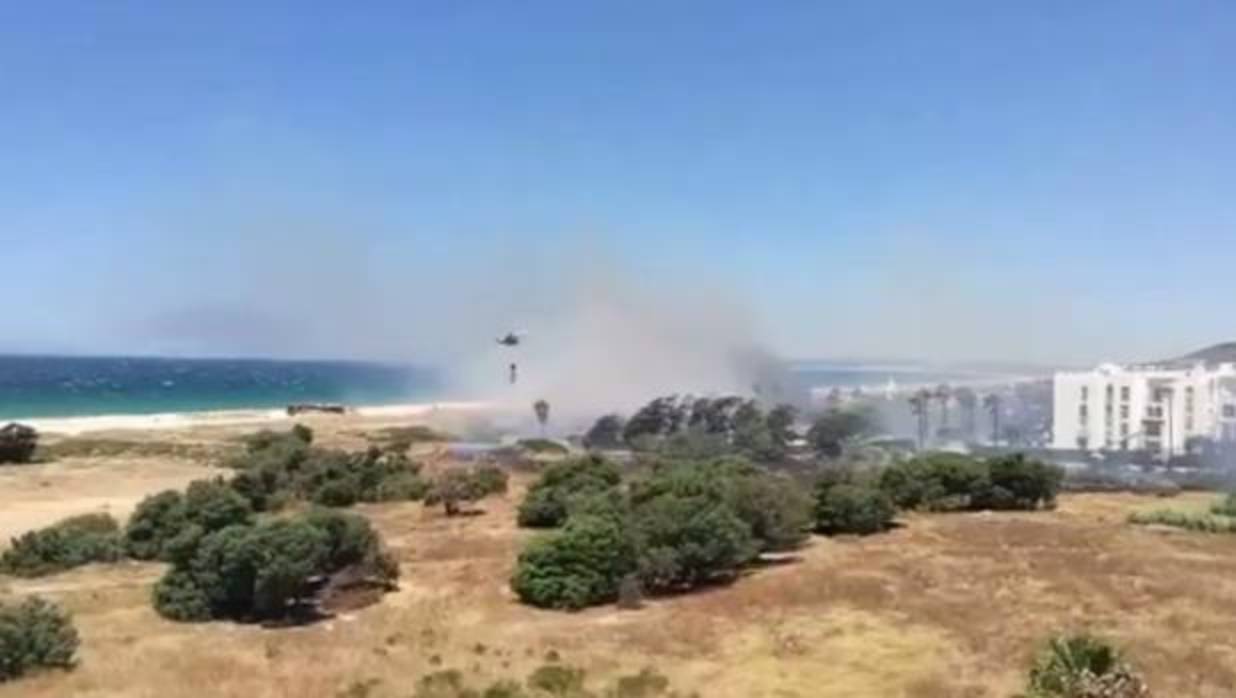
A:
0 354 441 421
0 353 1036 423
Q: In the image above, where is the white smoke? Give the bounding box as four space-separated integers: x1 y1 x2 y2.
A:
450 256 789 422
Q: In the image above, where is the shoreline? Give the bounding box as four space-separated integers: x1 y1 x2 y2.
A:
12 401 496 436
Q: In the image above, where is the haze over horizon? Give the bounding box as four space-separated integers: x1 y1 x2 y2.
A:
2 2 1232 368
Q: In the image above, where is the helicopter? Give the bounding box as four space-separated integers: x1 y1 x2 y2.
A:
495 331 525 347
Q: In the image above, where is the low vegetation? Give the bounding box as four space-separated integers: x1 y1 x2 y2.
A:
0 423 38 465
1128 508 1236 533
0 597 79 683
879 453 1062 512
368 425 455 451
153 508 398 623
39 437 217 461
813 480 896 535
517 438 570 456
518 456 623 528
412 664 693 698
0 513 122 577
1210 492 1236 516
1024 634 1149 697
123 479 254 561
424 465 509 516
225 426 433 510
512 456 811 610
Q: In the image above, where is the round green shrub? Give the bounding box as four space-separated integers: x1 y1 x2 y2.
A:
0 596 79 682
517 456 622 528
153 510 397 623
312 478 360 507
814 484 896 535
511 515 638 610
124 490 187 560
183 479 253 531
632 494 758 591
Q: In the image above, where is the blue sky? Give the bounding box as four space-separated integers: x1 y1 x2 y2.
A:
1 1 1233 365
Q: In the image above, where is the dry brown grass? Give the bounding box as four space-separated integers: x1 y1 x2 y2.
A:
2 425 1236 697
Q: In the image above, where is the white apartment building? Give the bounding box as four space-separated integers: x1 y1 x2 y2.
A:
1053 358 1236 457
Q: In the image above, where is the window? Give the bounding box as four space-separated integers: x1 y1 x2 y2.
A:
1106 384 1114 399
1079 405 1089 419
1121 386 1130 401
1081 386 1089 401
1186 418 1194 432
1077 436 1089 450
1146 406 1163 418
1145 422 1162 437
1120 405 1129 419
1120 422 1129 436
1120 439 1129 451
1224 405 1235 419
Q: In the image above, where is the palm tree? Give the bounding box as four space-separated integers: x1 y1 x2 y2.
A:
983 393 1002 446
909 389 932 450
532 399 550 436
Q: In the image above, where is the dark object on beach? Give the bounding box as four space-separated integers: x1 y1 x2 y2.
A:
286 403 348 416
0 422 38 464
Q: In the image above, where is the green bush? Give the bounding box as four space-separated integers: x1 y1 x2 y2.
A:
527 664 587 695
806 409 874 458
0 596 79 682
125 480 254 562
227 433 426 511
630 457 807 554
313 478 361 507
1210 492 1236 517
1128 509 1236 533
518 456 623 528
184 478 254 531
374 472 431 502
0 423 38 465
725 472 812 551
1026 634 1149 697
878 453 987 510
153 509 397 623
977 454 1062 511
814 484 896 535
0 513 122 577
426 465 509 516
513 456 807 609
632 493 758 592
511 515 639 610
123 490 187 560
878 453 1061 513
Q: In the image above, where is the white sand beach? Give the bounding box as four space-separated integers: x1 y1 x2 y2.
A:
17 401 497 436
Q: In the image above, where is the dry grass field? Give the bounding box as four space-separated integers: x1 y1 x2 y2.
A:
3 420 1236 697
